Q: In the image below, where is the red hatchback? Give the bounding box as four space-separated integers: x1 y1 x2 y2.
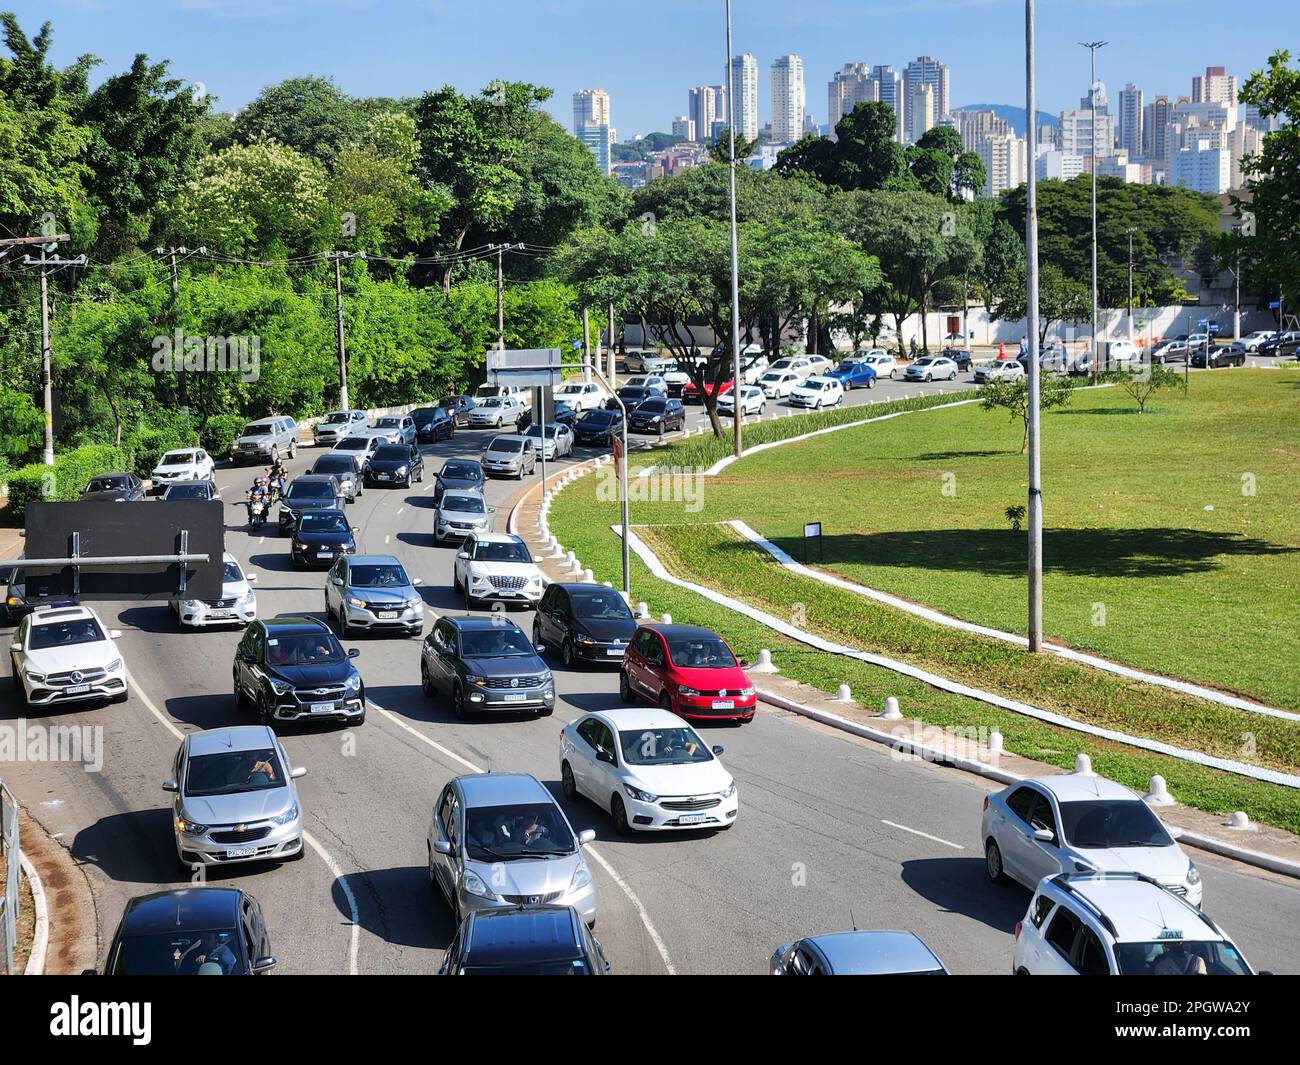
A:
681 379 734 405
619 624 756 724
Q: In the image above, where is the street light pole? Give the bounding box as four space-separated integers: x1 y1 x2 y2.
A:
1126 227 1136 344
725 0 743 459
1079 40 1107 380
1027 1 1044 654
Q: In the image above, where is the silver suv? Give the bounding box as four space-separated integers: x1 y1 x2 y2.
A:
232 416 299 465
428 773 597 927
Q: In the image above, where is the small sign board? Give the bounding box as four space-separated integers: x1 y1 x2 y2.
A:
803 522 823 563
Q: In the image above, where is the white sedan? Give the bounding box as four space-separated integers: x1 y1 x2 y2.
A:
974 359 1025 383
559 707 738 833
171 551 257 628
717 385 766 417
904 356 959 382
9 604 128 707
855 351 898 379
803 354 834 375
767 356 815 380
150 448 215 493
788 375 845 409
555 380 607 411
757 370 800 399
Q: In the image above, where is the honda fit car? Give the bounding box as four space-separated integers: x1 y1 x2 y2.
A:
619 623 757 724
427 773 597 926
438 906 609 975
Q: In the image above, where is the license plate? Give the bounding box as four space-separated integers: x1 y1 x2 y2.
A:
318 549 332 557
209 613 235 620
378 473 390 480
226 846 258 858
605 647 625 656
498 590 518 597
678 814 707 825
712 699 735 710
377 610 399 619
66 683 91 694
501 693 527 703
309 701 335 713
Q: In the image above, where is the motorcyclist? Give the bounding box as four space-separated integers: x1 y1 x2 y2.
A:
266 459 287 502
245 476 270 526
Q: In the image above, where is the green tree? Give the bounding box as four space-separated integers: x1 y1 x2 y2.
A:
980 374 1075 453
1100 363 1183 414
232 76 366 164
776 102 906 192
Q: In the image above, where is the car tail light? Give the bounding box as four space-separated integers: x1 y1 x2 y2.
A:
1014 920 1022 939
982 795 988 811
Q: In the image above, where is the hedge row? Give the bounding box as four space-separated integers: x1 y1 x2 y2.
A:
5 444 129 523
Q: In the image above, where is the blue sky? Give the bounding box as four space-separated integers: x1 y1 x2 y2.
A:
15 0 1289 137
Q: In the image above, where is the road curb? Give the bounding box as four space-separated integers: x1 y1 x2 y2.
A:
19 851 48 975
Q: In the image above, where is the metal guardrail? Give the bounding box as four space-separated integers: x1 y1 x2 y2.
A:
0 779 18 974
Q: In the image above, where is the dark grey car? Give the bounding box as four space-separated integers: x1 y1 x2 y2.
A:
309 453 362 502
419 615 554 718
81 472 147 502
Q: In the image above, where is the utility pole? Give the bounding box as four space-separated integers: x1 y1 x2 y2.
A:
582 306 592 382
1079 39 1107 381
328 251 365 410
1230 224 1243 342
161 246 187 406
608 303 617 388
725 0 743 459
488 243 524 351
1027 2 1044 653
11 232 75 466
1125 227 1136 344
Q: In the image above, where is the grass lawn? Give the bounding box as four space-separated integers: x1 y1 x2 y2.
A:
645 367 1300 712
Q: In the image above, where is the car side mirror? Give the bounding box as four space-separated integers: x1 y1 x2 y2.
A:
596 749 614 765
162 779 178 792
578 829 596 846
347 648 360 659
351 526 360 533
251 956 277 973
434 839 452 856
711 745 724 756
1032 827 1055 843
457 550 469 560
412 577 423 586
532 555 544 563
534 643 546 653
290 766 307 779
9 643 19 652
738 658 751 669
246 573 258 583
109 629 122 640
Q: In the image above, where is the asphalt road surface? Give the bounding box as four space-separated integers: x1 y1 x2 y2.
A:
3 360 1297 975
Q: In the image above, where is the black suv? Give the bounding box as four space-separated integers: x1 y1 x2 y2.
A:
365 443 424 488
628 396 686 434
97 887 275 976
233 616 364 727
290 508 356 568
412 406 456 443
533 583 638 668
438 905 609 975
420 615 554 718
278 474 344 535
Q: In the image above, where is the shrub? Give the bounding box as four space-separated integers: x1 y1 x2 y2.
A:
124 426 198 479
201 413 248 459
4 444 128 524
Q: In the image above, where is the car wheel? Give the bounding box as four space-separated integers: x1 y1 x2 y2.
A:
258 690 276 730
924 373 932 382
233 670 247 708
985 839 1006 884
561 639 575 669
611 795 633 836
464 587 474 611
452 683 468 720
288 440 296 459
889 369 896 379
420 660 434 698
618 670 632 703
659 691 674 717
867 376 876 389
531 619 543 648
561 761 577 800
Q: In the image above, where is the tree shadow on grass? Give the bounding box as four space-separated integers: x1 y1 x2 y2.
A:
765 528 1296 580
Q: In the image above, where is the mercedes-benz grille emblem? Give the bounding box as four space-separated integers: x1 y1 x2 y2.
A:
71 671 84 683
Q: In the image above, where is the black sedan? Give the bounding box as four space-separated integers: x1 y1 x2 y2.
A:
1191 347 1245 368
614 385 657 410
290 509 357 568
440 395 476 426
160 480 217 501
433 459 485 504
365 443 424 488
96 887 276 976
941 348 974 372
532 582 639 668
574 409 624 448
81 472 146 502
412 406 456 443
628 396 686 434
1258 331 1300 357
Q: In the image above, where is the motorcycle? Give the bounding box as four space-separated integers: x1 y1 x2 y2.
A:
247 495 267 530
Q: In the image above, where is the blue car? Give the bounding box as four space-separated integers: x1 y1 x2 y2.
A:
829 359 878 390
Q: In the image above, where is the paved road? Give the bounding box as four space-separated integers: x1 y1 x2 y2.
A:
3 363 1298 975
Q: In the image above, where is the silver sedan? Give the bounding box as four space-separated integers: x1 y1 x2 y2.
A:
523 423 574 460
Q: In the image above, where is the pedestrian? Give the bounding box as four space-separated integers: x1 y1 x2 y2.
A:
998 341 1006 359
909 336 917 358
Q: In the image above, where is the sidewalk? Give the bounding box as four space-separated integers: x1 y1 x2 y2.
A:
508 461 1300 881
17 808 99 974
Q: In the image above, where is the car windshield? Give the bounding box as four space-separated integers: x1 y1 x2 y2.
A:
479 398 502 408
1060 800 1172 849
86 476 128 493
322 412 349 424
110 930 246 975
222 562 242 583
570 590 633 621
443 494 485 514
186 748 284 796
297 512 348 533
835 362 859 373
525 425 560 438
348 563 409 588
375 418 401 428
666 635 736 669
413 408 442 422
335 438 367 451
265 633 343 666
312 457 354 475
637 400 666 414
463 802 575 860
913 359 933 367
1114 940 1252 976
459 626 535 658
286 481 334 500
373 445 409 461
619 727 712 766
472 540 530 563
241 423 273 437
164 485 208 500
441 462 481 481
30 617 105 650
581 412 614 425
487 439 522 453
160 452 196 465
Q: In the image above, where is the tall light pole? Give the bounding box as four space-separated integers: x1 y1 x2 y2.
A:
1027 2 1044 653
1079 40 1107 379
725 0 743 459
1230 223 1243 342
1125 226 1137 343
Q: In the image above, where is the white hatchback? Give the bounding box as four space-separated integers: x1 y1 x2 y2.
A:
788 375 845 409
757 370 800 398
559 707 738 833
855 351 897 379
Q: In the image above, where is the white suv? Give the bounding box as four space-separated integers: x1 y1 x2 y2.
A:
452 532 544 610
151 448 215 492
982 774 1202 906
1013 873 1259 975
9 604 128 707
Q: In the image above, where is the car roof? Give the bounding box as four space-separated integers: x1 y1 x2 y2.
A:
641 623 724 640
1020 774 1135 803
457 772 553 808
448 614 524 632
31 604 97 624
470 531 522 544
260 615 330 635
585 706 689 732
289 474 338 484
187 725 279 757
805 930 946 974
88 471 133 480
1051 875 1221 944
487 434 528 444
244 419 276 428
121 887 242 934
462 906 585 964
346 554 406 568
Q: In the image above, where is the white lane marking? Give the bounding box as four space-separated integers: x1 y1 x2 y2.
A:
397 506 405 515
384 534 391 544
880 820 964 850
125 669 362 975
368 698 675 974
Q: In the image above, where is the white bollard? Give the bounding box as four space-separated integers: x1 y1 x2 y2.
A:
987 728 1004 755
1224 811 1254 831
1143 775 1174 806
581 568 594 582
1073 753 1094 776
749 649 778 673
660 613 672 624
832 684 853 702
565 551 576 568
636 601 649 617
880 696 903 720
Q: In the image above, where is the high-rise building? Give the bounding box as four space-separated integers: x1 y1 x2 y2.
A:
1059 106 1115 162
688 86 721 143
954 109 1010 152
1192 66 1238 106
672 115 696 142
726 53 760 142
1230 122 1263 189
870 64 903 142
1143 95 1173 162
576 124 612 176
1037 150 1086 181
1118 83 1143 157
1172 138 1231 194
572 88 611 134
902 56 949 142
771 54 805 144
828 62 877 132
976 132 1027 197
909 82 935 143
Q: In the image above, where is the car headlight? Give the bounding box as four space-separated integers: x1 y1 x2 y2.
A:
268 678 292 695
568 862 593 894
106 658 123 673
272 803 299 827
404 597 422 609
463 870 496 900
677 685 701 697
242 590 256 604
23 669 45 684
739 686 755 697
176 815 209 836
347 596 366 609
178 599 201 611
396 466 408 476
1186 863 1201 886
344 673 362 692
623 783 659 803
472 575 491 586
720 781 737 799
577 636 595 646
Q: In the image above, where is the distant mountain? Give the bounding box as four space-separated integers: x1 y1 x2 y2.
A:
954 104 1058 138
